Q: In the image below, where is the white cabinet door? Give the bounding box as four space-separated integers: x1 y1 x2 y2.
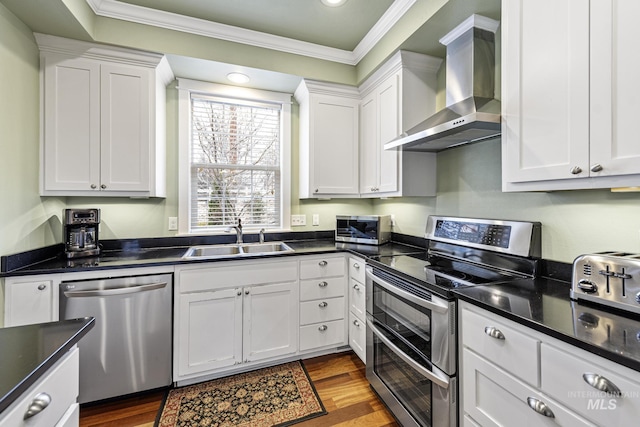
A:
309 95 359 195
463 348 596 427
376 74 400 193
295 80 360 198
4 279 54 327
177 288 243 376
243 281 298 363
502 0 590 184
100 64 151 192
589 0 640 177
359 91 379 194
360 73 400 195
41 55 101 192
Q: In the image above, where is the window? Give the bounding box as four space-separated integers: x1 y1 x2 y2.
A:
178 79 291 233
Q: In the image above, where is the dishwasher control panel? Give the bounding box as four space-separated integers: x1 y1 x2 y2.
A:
571 252 640 314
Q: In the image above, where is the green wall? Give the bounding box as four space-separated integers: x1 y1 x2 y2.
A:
2 3 640 265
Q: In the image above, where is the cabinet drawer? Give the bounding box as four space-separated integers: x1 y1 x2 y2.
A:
4 279 54 327
541 343 640 426
348 311 366 363
0 347 79 427
179 260 297 293
348 278 365 319
299 256 345 279
463 348 595 427
300 277 345 301
462 306 540 386
300 297 345 325
300 319 346 351
348 257 365 283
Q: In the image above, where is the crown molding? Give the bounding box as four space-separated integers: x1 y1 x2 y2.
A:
85 0 417 66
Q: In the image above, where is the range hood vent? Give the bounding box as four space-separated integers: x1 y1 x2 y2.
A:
385 15 501 152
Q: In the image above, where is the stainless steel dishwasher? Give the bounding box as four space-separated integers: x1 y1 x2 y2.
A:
59 273 172 403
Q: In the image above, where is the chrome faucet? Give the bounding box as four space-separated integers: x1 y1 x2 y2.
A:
259 228 266 244
227 218 243 244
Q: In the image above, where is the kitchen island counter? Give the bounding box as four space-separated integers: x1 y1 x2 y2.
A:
0 317 94 415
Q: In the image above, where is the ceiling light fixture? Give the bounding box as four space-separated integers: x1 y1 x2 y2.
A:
227 72 250 84
321 0 348 7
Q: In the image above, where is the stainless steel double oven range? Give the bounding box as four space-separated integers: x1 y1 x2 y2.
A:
365 216 541 426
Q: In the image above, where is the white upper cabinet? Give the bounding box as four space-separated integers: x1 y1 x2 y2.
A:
295 80 360 198
502 0 640 191
359 51 441 197
36 34 174 197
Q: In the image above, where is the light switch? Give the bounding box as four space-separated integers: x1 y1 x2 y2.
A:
312 214 320 226
168 217 178 231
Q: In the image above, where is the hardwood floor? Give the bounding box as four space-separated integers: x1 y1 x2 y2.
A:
79 351 399 427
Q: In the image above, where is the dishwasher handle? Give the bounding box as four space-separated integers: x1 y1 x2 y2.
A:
63 281 168 298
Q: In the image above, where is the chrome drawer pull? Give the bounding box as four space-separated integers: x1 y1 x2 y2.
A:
353 319 360 327
353 284 360 291
527 397 555 418
23 392 51 420
318 260 328 266
583 373 622 397
318 301 328 308
318 281 328 288
484 326 505 340
318 325 328 332
353 263 360 269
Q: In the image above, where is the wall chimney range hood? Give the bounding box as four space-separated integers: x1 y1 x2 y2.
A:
385 15 501 152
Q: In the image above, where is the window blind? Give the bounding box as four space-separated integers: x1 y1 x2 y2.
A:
190 95 282 231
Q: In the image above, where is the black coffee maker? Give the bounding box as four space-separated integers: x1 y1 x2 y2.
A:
64 208 101 258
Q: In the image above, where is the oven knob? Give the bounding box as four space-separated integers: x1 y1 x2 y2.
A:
577 279 598 293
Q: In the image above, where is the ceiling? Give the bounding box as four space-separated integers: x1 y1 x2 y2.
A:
1 0 501 92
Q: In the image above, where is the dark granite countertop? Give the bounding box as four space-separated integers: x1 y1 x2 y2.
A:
0 317 95 414
454 278 640 373
0 232 425 277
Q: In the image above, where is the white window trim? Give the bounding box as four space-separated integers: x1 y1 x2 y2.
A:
177 78 291 234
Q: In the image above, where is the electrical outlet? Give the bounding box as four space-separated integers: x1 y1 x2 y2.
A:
168 217 178 231
312 214 320 226
291 214 306 226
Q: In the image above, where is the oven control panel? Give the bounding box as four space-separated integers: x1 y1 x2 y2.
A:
425 216 541 258
571 252 640 314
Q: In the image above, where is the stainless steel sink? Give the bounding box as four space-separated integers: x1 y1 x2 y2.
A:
182 242 293 260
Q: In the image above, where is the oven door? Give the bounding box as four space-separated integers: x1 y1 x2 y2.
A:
366 318 456 427
365 266 457 427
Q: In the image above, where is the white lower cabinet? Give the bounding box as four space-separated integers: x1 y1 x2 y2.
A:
460 301 640 426
175 260 298 381
2 276 59 327
298 255 347 352
347 256 366 362
0 346 79 427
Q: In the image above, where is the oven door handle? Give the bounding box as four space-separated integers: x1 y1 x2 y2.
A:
367 319 450 389
366 269 448 314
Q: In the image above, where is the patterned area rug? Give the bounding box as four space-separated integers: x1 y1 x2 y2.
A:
155 361 326 427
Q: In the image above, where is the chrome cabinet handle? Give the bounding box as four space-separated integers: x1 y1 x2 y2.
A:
37 284 46 291
237 290 242 296
570 166 583 175
590 164 603 173
23 392 51 420
353 262 360 269
527 397 555 418
245 289 250 295
583 373 622 396
318 325 328 332
318 281 328 288
353 284 360 291
484 326 505 340
100 184 107 189
318 260 328 266
353 319 360 327
90 184 97 189
318 301 328 308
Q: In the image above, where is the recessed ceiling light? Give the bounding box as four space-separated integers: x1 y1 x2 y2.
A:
227 72 250 84
321 0 348 7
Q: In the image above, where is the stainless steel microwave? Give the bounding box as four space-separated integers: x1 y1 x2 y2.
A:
335 215 391 245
